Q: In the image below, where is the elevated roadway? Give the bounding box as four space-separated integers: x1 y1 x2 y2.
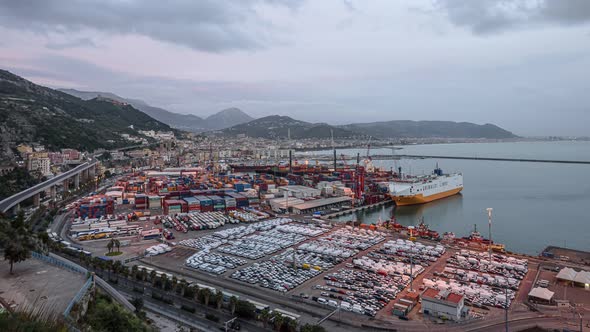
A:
0 159 99 213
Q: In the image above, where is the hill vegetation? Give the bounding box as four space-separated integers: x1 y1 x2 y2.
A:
60 89 254 132
221 116 516 139
340 120 517 139
0 69 173 155
221 115 354 139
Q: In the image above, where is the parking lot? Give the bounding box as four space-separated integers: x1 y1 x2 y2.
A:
126 217 542 328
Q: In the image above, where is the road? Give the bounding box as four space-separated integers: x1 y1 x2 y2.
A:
0 159 98 213
110 276 268 332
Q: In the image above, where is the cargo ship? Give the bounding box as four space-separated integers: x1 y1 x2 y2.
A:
388 165 463 206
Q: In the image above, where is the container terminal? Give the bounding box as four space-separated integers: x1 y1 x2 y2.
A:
44 158 590 332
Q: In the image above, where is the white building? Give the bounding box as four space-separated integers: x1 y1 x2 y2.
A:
278 185 321 199
421 288 466 321
28 157 51 176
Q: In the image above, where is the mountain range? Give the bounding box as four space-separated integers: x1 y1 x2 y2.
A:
220 116 517 139
0 70 171 155
0 69 517 160
59 89 253 132
222 115 355 139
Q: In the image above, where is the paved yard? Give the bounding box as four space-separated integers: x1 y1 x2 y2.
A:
0 258 86 319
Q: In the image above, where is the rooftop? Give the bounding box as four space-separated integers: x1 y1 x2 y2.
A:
291 196 352 210
421 288 464 305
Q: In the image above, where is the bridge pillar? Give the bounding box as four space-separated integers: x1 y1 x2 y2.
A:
50 185 56 200
74 174 80 189
63 179 69 191
33 193 40 207
89 165 96 179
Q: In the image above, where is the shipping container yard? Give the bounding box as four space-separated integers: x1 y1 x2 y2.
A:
55 165 589 331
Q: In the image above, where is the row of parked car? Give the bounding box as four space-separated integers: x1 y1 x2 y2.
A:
186 251 247 272
231 260 321 292
313 268 403 317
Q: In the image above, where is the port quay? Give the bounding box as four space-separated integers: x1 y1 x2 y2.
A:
9 156 587 332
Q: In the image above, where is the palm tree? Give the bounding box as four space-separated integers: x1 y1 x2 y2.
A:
161 274 169 290
121 265 130 278
191 285 199 301
272 312 284 331
106 239 114 254
150 270 157 285
215 290 223 310
114 238 121 253
113 260 122 274
131 264 138 278
202 288 212 306
171 275 178 292
260 308 271 329
286 317 298 332
178 279 188 296
229 296 238 316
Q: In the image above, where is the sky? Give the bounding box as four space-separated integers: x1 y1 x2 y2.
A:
1 0 589 136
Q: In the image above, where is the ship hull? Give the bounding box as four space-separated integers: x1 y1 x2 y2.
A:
391 187 463 206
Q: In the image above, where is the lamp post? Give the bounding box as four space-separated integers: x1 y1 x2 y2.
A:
486 208 493 263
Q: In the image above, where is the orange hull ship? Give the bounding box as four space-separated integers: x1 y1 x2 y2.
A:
393 187 463 206
389 166 463 206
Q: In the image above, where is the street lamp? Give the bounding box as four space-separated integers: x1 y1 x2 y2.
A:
486 208 493 263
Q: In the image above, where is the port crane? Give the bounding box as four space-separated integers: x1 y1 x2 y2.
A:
364 136 375 173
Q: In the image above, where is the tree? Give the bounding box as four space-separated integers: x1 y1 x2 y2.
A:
184 285 196 299
171 275 178 293
214 290 223 310
149 270 157 285
285 317 298 332
106 239 114 254
131 297 144 314
107 238 120 254
161 274 170 291
111 260 120 272
0 212 43 274
201 288 212 306
272 313 284 332
300 324 326 332
260 308 271 329
229 296 238 316
235 300 256 319
114 238 121 253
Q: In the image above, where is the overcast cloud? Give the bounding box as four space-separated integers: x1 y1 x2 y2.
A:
1 0 589 136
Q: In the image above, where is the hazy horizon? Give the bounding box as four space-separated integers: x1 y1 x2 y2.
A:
1 1 589 136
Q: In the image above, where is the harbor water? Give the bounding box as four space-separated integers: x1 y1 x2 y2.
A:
301 141 590 255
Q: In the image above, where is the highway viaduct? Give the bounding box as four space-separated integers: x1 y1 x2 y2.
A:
0 160 100 214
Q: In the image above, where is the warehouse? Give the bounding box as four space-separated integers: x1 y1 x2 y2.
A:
268 197 305 212
421 288 467 322
291 196 352 214
278 185 321 199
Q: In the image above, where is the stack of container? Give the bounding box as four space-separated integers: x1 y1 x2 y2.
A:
135 194 148 210
227 192 249 208
234 183 252 192
163 199 188 215
77 195 114 219
149 195 162 210
224 196 236 211
183 196 201 212
196 196 213 212
208 195 225 211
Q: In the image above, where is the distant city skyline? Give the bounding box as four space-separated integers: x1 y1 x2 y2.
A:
1 0 589 136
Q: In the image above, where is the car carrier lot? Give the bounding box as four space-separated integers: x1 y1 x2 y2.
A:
62 211 542 329
126 219 531 328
